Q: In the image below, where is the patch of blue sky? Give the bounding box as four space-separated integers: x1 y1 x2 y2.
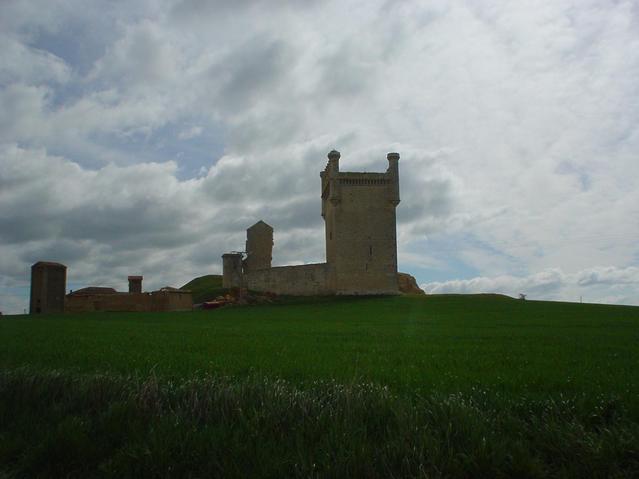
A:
401 232 530 284
399 236 480 284
0 285 30 295
401 261 477 285
123 121 226 179
45 120 226 178
30 20 112 78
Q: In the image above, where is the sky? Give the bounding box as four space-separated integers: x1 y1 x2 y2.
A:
1 0 639 314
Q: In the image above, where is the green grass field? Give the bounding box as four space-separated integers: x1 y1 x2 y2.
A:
1 294 639 477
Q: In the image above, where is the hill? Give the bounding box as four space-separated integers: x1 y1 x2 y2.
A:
180 274 224 303
181 272 427 302
1 295 638 477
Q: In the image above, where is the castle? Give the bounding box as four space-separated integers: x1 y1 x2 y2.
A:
223 150 401 295
29 149 404 314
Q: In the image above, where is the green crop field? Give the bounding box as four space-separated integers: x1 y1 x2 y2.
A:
1 294 639 477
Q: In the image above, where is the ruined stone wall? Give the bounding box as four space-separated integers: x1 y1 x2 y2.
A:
151 291 193 311
65 291 192 313
246 263 331 295
66 293 152 313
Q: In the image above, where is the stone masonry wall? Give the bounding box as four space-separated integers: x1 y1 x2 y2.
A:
326 180 399 294
246 263 331 296
65 291 192 313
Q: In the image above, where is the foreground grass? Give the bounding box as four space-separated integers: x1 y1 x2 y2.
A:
1 295 639 476
1 369 638 478
1 295 638 401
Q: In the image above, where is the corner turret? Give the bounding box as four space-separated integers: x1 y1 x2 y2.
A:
387 152 400 206
327 149 340 172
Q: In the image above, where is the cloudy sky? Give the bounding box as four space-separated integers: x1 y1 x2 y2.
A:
1 0 638 313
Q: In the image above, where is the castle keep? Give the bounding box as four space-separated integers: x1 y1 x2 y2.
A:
223 150 401 295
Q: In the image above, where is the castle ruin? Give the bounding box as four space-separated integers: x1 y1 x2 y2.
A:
223 150 401 295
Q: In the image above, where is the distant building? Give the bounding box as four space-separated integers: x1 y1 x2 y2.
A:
223 150 401 295
128 276 143 293
30 261 67 314
29 262 192 314
65 287 192 313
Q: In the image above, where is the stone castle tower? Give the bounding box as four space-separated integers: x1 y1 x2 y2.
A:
223 150 400 295
244 220 273 272
30 261 67 314
128 275 143 293
321 150 400 294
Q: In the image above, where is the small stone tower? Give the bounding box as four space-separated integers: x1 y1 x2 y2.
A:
244 221 273 272
222 253 244 288
320 150 400 294
128 276 143 293
30 261 67 314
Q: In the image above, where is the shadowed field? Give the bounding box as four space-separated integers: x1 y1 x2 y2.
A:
1 295 638 477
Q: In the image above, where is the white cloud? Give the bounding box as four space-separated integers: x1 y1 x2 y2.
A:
423 266 639 305
0 35 71 85
178 126 203 140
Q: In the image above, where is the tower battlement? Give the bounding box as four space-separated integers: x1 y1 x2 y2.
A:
321 151 400 216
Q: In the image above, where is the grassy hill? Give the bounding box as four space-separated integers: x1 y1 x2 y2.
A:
180 274 224 303
1 295 638 477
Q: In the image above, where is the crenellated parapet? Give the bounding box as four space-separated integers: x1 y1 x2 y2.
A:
321 150 400 216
